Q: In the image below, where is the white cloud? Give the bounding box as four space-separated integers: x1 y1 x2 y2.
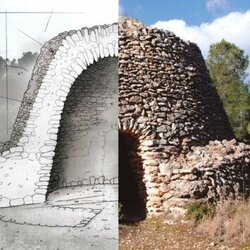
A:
151 11 250 78
0 0 118 59
206 0 229 11
151 10 250 57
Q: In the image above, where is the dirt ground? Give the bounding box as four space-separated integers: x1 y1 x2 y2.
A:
119 218 250 250
0 184 118 250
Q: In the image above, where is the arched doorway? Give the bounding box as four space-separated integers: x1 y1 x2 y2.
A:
119 131 147 222
48 56 118 193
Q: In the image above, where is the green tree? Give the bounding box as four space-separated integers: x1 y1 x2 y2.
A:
207 39 250 138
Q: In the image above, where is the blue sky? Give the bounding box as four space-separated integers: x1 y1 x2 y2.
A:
120 0 250 78
120 0 250 26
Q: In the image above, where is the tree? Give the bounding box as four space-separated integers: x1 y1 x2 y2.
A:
206 39 250 138
17 52 38 68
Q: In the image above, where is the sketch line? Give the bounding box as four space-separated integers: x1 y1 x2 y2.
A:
49 194 105 203
51 200 118 207
0 95 22 102
44 8 54 32
16 28 43 46
0 205 103 228
0 217 89 228
5 10 9 135
7 65 29 72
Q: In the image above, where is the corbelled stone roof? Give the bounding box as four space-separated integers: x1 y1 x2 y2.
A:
119 17 234 151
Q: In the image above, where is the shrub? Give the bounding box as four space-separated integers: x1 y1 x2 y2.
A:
197 199 250 242
187 202 215 222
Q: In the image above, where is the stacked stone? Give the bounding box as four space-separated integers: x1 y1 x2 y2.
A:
48 56 118 191
2 31 70 151
3 25 116 152
118 17 250 215
161 139 250 214
119 17 233 148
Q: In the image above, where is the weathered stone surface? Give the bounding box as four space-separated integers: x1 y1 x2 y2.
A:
119 17 250 216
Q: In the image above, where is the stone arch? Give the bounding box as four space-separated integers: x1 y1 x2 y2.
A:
48 56 118 192
0 24 118 207
118 115 167 217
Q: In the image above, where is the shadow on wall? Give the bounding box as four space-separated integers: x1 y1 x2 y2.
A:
119 131 147 222
0 23 118 208
48 56 118 193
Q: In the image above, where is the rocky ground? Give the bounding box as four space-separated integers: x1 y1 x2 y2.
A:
119 218 250 250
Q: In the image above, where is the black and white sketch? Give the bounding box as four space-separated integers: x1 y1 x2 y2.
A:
0 1 118 249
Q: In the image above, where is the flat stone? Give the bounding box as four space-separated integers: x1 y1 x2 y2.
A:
0 198 10 207
32 194 45 204
24 195 33 204
10 198 24 207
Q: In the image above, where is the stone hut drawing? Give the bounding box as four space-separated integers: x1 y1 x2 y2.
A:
0 24 118 208
118 18 250 218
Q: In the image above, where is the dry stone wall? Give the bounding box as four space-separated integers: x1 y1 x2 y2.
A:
0 24 118 208
118 18 250 216
49 56 118 191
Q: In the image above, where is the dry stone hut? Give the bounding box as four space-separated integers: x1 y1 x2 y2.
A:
0 17 250 221
0 24 118 207
118 17 250 218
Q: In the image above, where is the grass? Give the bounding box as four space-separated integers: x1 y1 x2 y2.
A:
120 200 250 248
196 199 250 243
186 202 215 222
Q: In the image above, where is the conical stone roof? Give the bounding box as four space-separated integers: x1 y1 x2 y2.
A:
119 17 234 152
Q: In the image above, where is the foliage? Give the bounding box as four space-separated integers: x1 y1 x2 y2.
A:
206 39 250 138
17 51 38 68
187 202 215 222
197 200 250 243
0 51 38 72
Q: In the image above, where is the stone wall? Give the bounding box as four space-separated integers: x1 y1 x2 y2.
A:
49 57 118 191
118 17 250 216
163 140 250 214
0 24 118 207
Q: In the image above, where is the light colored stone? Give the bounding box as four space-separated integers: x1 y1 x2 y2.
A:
159 163 173 177
10 198 24 206
0 198 10 207
24 195 33 204
32 194 46 204
0 157 6 163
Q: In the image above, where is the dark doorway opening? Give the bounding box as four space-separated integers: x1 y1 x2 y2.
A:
119 131 147 223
